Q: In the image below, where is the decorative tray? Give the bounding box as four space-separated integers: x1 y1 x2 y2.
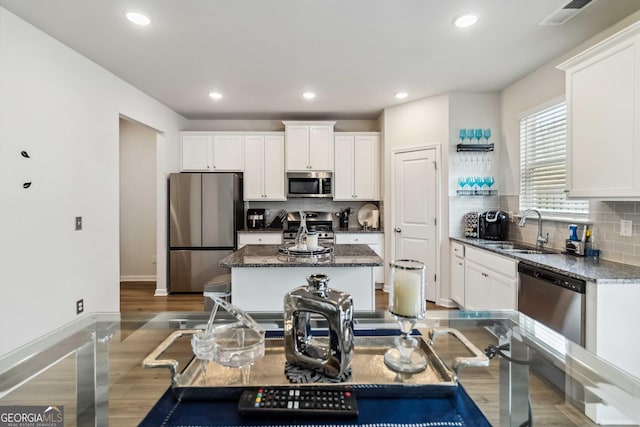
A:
277 245 334 257
143 328 488 401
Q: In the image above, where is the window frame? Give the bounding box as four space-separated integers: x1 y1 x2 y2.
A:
519 98 589 218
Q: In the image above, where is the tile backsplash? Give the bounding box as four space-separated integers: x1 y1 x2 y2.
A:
246 200 381 231
500 196 640 267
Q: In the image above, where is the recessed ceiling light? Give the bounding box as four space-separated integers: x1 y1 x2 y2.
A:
453 14 478 28
209 92 223 100
395 92 408 100
126 11 151 26
302 92 316 100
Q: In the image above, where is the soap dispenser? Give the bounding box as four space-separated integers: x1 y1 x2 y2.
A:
283 274 354 378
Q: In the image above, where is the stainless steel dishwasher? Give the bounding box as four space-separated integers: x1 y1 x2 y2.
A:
518 262 586 346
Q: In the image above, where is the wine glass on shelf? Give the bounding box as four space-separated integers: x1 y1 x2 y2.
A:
476 176 484 194
475 128 483 144
484 176 495 193
458 177 466 193
466 176 476 194
467 128 475 144
384 259 427 373
459 129 467 145
483 128 492 144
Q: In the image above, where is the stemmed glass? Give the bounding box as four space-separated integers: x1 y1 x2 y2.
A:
458 177 467 193
464 176 474 193
384 259 427 373
476 176 485 194
459 129 467 144
483 128 492 143
484 176 495 191
475 128 483 144
467 128 475 144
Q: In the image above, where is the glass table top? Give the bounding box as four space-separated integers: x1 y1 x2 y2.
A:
0 310 638 426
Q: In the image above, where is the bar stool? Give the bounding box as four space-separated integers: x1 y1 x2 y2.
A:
203 273 231 312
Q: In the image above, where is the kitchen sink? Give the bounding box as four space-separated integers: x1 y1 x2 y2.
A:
503 249 545 255
480 241 556 255
483 243 515 250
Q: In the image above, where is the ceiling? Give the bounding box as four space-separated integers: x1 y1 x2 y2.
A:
3 0 640 120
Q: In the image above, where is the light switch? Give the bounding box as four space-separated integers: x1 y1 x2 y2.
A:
621 219 633 237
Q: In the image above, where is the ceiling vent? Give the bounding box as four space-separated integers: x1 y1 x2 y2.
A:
539 0 595 26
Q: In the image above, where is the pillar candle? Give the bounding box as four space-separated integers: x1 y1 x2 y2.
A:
392 269 422 317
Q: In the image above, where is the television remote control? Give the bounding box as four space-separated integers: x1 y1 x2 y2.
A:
238 386 358 418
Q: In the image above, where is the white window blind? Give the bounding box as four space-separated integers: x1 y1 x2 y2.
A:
520 102 588 215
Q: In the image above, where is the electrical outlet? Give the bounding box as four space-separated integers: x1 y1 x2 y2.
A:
75 216 82 231
621 219 633 237
76 299 84 314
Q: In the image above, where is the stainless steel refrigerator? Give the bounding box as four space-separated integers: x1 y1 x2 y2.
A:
168 173 243 292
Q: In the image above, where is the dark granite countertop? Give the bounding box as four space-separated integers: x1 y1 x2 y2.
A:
451 237 640 284
334 229 384 234
237 229 284 233
220 244 384 268
238 229 384 234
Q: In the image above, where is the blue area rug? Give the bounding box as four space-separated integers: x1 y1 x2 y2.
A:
138 384 491 427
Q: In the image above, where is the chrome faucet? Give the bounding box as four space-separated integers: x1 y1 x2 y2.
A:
519 209 548 248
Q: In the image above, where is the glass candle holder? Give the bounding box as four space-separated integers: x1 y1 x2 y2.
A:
384 259 427 373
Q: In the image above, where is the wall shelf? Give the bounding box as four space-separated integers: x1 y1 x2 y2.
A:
456 189 497 196
456 143 494 152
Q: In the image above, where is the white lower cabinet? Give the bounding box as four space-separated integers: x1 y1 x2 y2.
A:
237 232 282 249
463 246 517 310
450 242 465 306
335 233 384 284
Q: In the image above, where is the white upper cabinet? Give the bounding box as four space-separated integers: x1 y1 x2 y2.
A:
558 22 640 200
211 134 243 171
283 121 335 171
180 132 243 172
334 133 380 200
181 135 212 171
243 134 286 201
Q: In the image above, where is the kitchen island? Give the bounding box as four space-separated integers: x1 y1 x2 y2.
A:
220 244 384 311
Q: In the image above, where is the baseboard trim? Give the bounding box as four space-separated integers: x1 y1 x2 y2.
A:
154 288 168 296
438 298 458 308
120 275 157 282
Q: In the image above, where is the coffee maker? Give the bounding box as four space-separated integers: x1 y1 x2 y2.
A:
246 209 265 229
339 208 351 229
479 210 509 240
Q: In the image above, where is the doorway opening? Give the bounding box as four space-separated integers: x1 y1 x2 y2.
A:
119 117 158 289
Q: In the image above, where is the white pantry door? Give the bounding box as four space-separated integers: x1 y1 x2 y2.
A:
392 148 437 301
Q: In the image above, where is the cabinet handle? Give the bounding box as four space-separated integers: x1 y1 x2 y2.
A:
354 238 359 242
394 227 402 233
564 189 570 193
458 262 463 266
258 238 262 242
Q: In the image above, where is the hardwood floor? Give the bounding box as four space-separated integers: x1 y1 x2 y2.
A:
119 281 450 312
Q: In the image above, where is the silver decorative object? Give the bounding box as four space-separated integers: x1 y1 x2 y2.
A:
283 274 354 379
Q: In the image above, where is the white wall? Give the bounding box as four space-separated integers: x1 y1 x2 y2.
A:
119 118 157 281
448 92 502 238
0 8 186 357
380 94 451 305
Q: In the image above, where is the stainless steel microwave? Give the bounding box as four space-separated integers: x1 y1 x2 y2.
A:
287 172 332 198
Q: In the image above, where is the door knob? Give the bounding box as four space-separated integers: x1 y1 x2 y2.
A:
394 227 402 233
